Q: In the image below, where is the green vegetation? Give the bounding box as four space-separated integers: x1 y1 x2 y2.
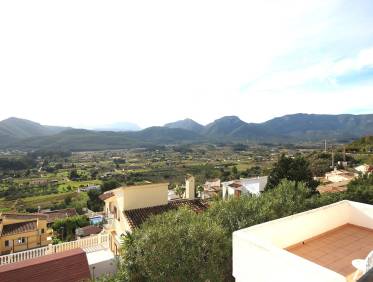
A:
52 215 90 241
2 115 373 151
265 154 319 192
347 136 373 153
121 208 230 282
100 174 373 281
305 151 357 177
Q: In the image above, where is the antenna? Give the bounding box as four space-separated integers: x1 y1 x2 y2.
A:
324 140 327 153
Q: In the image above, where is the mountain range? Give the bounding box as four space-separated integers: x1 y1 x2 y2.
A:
1 114 373 151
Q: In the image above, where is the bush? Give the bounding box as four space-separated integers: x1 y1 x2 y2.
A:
346 174 373 204
52 215 89 241
207 180 311 234
121 208 231 282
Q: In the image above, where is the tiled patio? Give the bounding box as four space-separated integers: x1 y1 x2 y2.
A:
286 224 373 281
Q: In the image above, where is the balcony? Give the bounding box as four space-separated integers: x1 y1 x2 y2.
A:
103 214 115 230
233 200 373 282
0 233 110 265
0 233 117 279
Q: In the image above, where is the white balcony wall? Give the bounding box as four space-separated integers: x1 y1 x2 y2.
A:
233 200 373 282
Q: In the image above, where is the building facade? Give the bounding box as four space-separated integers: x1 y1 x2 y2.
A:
0 213 52 255
100 176 208 255
222 176 268 199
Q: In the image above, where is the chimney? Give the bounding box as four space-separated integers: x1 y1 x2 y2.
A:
185 175 195 200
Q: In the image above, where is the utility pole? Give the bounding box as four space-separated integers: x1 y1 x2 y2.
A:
343 146 346 162
331 145 335 169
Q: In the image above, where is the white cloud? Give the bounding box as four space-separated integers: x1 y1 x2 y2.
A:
0 0 372 128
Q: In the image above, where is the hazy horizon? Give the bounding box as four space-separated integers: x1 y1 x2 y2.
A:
2 111 373 131
1 0 373 128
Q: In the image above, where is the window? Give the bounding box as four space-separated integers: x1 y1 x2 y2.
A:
41 228 45 234
4 240 9 247
17 237 26 244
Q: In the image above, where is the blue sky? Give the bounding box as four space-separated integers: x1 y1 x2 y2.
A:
0 0 372 128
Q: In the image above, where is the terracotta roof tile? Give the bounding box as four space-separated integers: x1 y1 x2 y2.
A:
76 225 102 237
124 199 209 229
0 248 90 282
1 220 37 236
0 213 47 220
40 208 78 223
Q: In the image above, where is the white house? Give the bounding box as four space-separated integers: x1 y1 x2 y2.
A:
222 176 268 199
355 164 373 175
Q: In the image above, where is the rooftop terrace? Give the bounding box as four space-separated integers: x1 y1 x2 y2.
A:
287 224 373 281
233 200 373 282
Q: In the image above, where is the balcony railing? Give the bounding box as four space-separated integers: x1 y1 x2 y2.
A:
0 233 110 265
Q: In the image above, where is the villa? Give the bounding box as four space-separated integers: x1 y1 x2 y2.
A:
233 200 373 281
0 213 52 255
100 175 208 254
222 176 268 199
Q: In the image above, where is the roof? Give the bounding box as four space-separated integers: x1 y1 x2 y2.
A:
40 208 78 223
76 225 102 237
0 213 47 220
0 248 90 282
99 192 115 201
228 182 243 189
1 220 37 236
124 199 209 229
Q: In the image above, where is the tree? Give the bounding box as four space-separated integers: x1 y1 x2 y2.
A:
69 169 80 180
232 166 239 178
64 195 72 206
87 190 104 212
174 184 185 198
101 179 121 192
121 208 231 282
52 215 89 241
207 179 311 234
266 154 319 193
346 174 373 204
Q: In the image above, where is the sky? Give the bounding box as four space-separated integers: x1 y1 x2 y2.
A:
1 0 373 129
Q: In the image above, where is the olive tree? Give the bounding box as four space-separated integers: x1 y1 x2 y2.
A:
121 208 231 282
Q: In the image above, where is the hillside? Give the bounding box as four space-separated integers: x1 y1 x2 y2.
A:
10 127 203 151
203 116 247 136
261 114 373 141
164 119 204 133
0 117 68 139
167 114 373 143
1 113 373 151
347 136 373 152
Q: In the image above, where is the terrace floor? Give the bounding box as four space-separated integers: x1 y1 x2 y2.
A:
286 224 373 281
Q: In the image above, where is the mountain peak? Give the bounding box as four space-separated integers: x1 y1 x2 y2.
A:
204 116 247 136
0 117 67 139
164 118 204 133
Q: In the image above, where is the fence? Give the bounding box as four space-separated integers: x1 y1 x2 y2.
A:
0 233 110 265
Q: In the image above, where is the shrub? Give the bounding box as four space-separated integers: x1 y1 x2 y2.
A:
121 208 231 282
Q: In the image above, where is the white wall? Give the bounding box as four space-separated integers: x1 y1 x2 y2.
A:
87 250 117 280
122 183 168 211
243 201 351 248
233 200 373 282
